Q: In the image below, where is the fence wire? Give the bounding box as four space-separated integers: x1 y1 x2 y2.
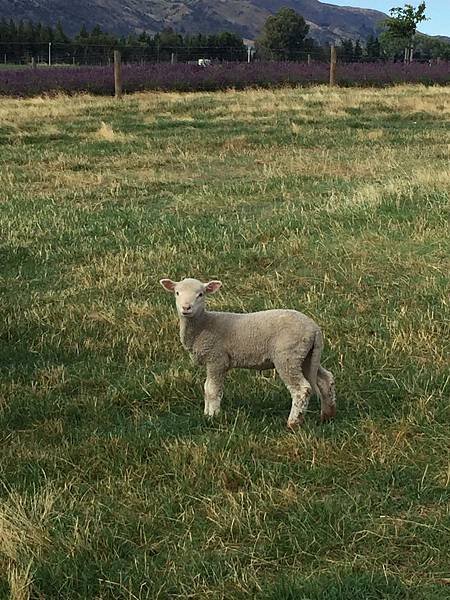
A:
1 41 440 67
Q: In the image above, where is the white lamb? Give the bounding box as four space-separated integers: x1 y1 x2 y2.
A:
160 277 336 428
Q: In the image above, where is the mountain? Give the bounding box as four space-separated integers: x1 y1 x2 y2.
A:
434 35 450 44
0 0 388 43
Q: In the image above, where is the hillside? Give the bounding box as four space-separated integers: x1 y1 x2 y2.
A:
0 0 387 43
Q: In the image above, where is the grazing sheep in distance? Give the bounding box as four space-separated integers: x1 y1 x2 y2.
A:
159 277 336 428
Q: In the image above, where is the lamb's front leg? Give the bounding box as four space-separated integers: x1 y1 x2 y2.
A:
204 365 227 417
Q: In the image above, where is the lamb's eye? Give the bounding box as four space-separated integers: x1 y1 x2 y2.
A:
198 292 203 297
176 291 179 296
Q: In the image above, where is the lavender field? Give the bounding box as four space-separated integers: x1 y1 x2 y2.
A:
0 61 449 96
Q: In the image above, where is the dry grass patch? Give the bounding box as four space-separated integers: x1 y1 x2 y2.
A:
0 488 56 562
221 135 253 152
7 562 33 600
0 93 108 124
364 129 384 141
291 122 302 135
92 121 132 143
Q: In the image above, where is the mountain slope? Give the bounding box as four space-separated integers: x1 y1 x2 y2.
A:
0 0 388 43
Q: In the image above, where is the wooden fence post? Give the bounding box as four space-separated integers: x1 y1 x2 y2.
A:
330 45 337 86
114 50 122 99
31 56 36 69
307 53 311 65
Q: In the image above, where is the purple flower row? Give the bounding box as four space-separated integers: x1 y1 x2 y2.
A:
0 61 449 97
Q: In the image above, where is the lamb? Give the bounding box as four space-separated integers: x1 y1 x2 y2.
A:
159 277 336 428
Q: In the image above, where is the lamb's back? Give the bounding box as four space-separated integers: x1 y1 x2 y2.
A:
202 309 318 369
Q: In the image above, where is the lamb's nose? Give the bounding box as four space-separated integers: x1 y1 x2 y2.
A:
182 305 192 311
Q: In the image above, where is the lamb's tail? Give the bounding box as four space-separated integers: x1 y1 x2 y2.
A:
308 329 323 400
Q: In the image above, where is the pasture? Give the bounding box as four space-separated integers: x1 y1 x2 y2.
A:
0 85 449 599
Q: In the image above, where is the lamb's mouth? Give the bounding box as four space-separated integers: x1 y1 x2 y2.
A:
181 311 193 317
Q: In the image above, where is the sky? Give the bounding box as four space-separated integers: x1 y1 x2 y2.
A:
329 1 450 37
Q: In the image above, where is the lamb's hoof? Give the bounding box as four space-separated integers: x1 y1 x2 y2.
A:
320 405 336 423
204 409 220 418
287 415 304 431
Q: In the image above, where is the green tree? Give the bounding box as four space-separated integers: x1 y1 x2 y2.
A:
54 20 69 44
154 27 183 61
339 38 354 62
206 32 246 61
185 33 209 61
366 35 382 59
380 2 427 62
412 34 450 60
256 8 310 60
129 31 155 62
354 39 363 61
76 25 89 41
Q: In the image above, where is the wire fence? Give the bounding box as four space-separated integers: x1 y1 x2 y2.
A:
1 42 448 97
0 42 317 66
1 41 444 67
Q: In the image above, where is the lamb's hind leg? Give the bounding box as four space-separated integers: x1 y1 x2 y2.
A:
317 366 336 423
275 358 312 429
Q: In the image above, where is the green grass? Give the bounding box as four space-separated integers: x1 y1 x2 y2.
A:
0 85 449 599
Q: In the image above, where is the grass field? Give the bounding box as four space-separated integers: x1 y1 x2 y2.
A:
0 85 449 599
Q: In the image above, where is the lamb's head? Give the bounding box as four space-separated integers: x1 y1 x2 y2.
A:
159 277 222 318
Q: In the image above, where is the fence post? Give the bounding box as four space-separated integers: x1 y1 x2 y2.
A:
247 46 252 63
31 56 36 69
171 52 175 64
329 45 337 86
114 50 122 99
307 53 311 65
48 42 52 66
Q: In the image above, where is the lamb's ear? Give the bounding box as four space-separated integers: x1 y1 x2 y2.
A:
204 280 222 294
160 279 177 293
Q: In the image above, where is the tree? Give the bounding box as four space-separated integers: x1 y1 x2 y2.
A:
380 2 427 62
354 39 363 61
256 8 310 60
154 27 183 61
0 17 253 66
366 35 382 59
54 20 69 44
185 33 209 61
339 38 354 62
412 34 450 60
213 32 246 61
